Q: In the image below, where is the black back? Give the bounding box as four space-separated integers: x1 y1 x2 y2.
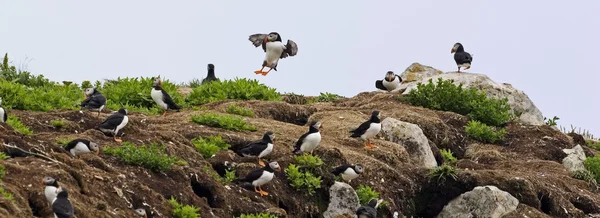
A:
64 138 90 151
331 164 352 175
239 132 273 156
1 107 7 123
350 111 381 137
293 123 320 153
453 44 473 65
80 89 107 109
52 188 74 218
202 64 218 84
98 109 126 130
237 164 276 184
152 83 181 110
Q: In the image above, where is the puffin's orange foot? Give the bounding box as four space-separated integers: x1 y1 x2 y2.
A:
254 70 263 74
259 189 269 196
114 137 123 143
367 143 378 149
162 111 167 117
261 72 269 76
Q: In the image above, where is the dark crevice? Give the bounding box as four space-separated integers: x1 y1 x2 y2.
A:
571 196 599 214
278 200 289 214
27 196 42 217
212 161 235 177
191 177 217 208
538 192 552 214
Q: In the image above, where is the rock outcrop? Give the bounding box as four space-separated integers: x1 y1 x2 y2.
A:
400 62 444 83
380 117 437 169
437 186 519 218
562 144 587 172
323 182 360 218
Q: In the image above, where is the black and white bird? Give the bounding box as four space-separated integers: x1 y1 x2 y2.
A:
151 77 182 117
350 111 382 149
248 32 298 76
356 198 383 218
451 42 473 73
375 71 403 92
202 64 219 84
292 120 322 156
41 176 60 205
97 108 129 142
64 139 100 157
239 131 275 167
331 164 364 183
134 208 148 218
52 186 74 218
235 161 281 196
80 88 107 117
0 97 6 123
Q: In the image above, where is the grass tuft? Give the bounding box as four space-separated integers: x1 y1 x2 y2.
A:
191 113 256 131
6 115 33 135
50 119 66 128
465 120 507 143
428 164 458 185
225 104 255 117
192 135 230 159
103 142 179 172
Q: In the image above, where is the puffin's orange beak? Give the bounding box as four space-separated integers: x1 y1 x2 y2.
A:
159 80 163 86
96 149 100 155
263 37 268 43
451 48 456 53
40 179 44 186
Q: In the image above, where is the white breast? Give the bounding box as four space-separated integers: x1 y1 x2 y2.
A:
341 168 359 181
264 42 285 66
382 77 400 91
301 132 321 153
362 123 382 139
0 108 5 122
252 171 275 187
45 186 58 204
151 89 167 110
258 143 274 158
115 116 129 135
70 142 91 156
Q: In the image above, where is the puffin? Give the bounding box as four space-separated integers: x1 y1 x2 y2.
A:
202 64 219 84
451 42 473 73
64 139 100 157
151 77 182 117
235 161 281 196
292 120 322 156
41 176 60 205
239 131 275 167
375 71 403 92
349 111 382 149
356 198 383 218
248 32 298 76
0 97 6 123
97 108 129 142
134 208 148 218
52 186 74 218
331 163 364 183
80 88 107 117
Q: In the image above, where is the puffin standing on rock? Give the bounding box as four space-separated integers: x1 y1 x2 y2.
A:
331 164 364 183
356 198 383 218
202 64 218 84
80 88 107 117
97 108 129 142
151 77 182 117
375 71 403 92
350 111 382 149
236 161 281 196
64 139 100 157
248 32 298 76
0 97 6 123
293 120 322 156
451 42 473 73
239 131 275 167
41 176 60 205
52 186 74 218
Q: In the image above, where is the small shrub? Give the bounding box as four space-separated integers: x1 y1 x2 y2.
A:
187 78 281 105
0 153 8 160
6 115 33 135
238 213 277 218
103 142 179 172
465 120 507 143
224 169 236 184
0 79 82 111
440 149 457 164
584 155 600 183
544 116 560 126
192 135 230 159
356 185 379 205
572 170 596 184
81 80 93 89
191 113 256 131
100 76 184 111
1 53 53 87
428 164 458 185
285 164 322 196
168 197 201 218
282 92 308 105
50 119 66 128
294 154 323 169
587 140 600 151
310 92 343 103
225 104 255 117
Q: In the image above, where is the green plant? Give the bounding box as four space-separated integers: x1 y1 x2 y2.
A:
0 165 13 201
50 119 66 128
285 164 322 196
584 155 600 183
544 116 560 126
440 149 457 164
100 76 184 112
572 170 596 184
103 142 179 172
0 153 9 160
6 115 33 135
56 137 73 146
168 197 200 218
586 140 600 151
465 120 507 143
191 135 231 159
191 113 257 131
187 78 202 88
294 154 324 169
310 92 344 103
428 164 458 185
224 169 236 184
356 185 379 205
187 78 281 105
1 53 53 87
238 213 277 218
225 104 255 117
0 79 83 112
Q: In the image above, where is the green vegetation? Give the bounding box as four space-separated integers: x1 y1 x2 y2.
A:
224 169 236 184
584 155 600 184
572 170 596 184
294 154 324 169
6 115 33 135
310 92 344 103
225 104 255 117
405 78 512 126
356 184 378 205
237 213 277 218
586 140 600 151
0 152 9 160
0 164 14 201
192 135 231 159
544 116 560 126
428 164 458 185
101 76 184 113
56 137 73 146
440 149 457 164
187 78 281 105
1 53 52 87
465 120 507 143
103 142 179 172
168 197 201 218
191 113 257 131
285 164 322 196
50 119 66 128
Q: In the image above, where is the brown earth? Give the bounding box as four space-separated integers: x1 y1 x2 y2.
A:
0 91 599 218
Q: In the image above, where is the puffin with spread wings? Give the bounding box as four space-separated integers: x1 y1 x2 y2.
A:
248 32 298 76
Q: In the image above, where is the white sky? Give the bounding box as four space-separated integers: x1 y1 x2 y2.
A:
0 1 598 137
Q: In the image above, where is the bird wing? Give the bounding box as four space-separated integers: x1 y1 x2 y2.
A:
331 164 350 175
350 121 371 137
161 89 181 110
98 113 124 129
280 40 298 59
239 168 264 183
88 94 107 108
240 142 268 156
248 33 268 52
293 132 310 151
375 80 386 90
63 140 79 151
80 95 92 107
52 199 74 218
454 52 472 64
395 75 403 83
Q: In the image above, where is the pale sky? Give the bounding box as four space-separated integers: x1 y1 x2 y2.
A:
1 1 598 137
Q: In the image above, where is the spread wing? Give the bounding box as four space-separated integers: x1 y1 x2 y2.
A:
375 80 386 90
98 113 124 130
249 33 268 52
280 40 298 59
161 89 181 110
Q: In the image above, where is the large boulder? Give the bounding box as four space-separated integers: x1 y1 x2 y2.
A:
437 186 519 218
323 182 360 218
399 66 544 126
399 62 444 82
562 144 586 172
380 117 437 169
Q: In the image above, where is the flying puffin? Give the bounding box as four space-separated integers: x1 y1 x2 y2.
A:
350 111 382 149
134 208 148 218
97 108 129 142
239 131 275 167
0 97 6 123
292 120 322 156
52 186 74 218
41 176 60 205
80 88 107 117
202 64 219 84
64 139 100 157
375 71 403 92
151 77 182 117
451 42 473 73
356 198 383 218
235 161 281 196
248 32 298 76
331 164 364 183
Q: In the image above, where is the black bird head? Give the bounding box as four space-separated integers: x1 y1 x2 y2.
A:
41 176 58 187
310 120 322 130
263 131 275 141
371 111 381 119
451 43 464 53
207 64 215 71
118 108 128 115
55 186 69 198
354 164 365 174
266 32 282 42
385 71 395 81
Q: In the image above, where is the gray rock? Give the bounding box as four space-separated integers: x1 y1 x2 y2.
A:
437 186 519 218
380 117 437 169
562 144 586 172
323 182 360 218
399 62 444 82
